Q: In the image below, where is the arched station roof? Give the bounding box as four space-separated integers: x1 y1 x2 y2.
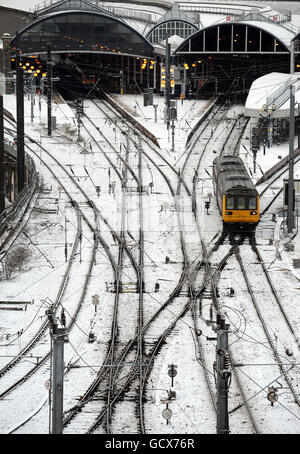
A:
146 3 198 44
174 20 295 56
33 0 113 17
293 32 300 54
11 9 154 58
147 19 198 45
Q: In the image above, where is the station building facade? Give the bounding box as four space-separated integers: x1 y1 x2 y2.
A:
1 1 299 97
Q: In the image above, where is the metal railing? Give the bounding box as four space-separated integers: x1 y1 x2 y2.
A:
98 4 159 24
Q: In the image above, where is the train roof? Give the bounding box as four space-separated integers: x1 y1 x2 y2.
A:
213 155 258 194
213 155 244 168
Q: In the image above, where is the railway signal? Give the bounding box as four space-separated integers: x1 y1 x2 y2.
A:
160 389 176 425
267 387 279 406
47 310 68 434
88 331 95 343
168 364 177 387
210 314 231 434
45 44 59 136
170 100 177 152
251 127 260 174
162 406 172 424
76 98 84 140
205 200 210 215
92 294 100 313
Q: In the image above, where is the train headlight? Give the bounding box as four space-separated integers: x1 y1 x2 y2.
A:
250 211 257 215
225 211 233 215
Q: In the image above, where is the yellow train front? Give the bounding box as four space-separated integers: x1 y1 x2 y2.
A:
212 155 260 232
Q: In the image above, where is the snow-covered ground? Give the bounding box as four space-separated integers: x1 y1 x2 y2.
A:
0 84 299 434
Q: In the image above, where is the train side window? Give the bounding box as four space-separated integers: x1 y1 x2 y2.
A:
237 197 245 209
226 197 234 209
249 197 257 209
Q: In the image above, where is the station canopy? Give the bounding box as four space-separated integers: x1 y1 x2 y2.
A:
11 1 154 58
146 4 198 45
245 72 300 118
174 20 294 55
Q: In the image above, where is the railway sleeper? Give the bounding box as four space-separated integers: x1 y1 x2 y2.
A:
201 289 213 299
174 290 190 297
107 281 145 293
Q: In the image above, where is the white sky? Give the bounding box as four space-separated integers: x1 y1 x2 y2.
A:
0 0 38 11
0 0 300 20
0 0 299 14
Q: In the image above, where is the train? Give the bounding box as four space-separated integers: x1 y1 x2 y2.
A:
212 155 260 232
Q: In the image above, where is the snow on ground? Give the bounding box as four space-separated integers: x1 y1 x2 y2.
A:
0 86 300 434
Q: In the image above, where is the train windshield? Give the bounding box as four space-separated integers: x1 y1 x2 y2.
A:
237 197 245 209
226 197 234 209
249 197 257 209
226 195 257 210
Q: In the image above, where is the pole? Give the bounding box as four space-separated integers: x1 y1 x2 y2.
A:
16 50 25 193
48 312 68 434
165 37 170 130
216 317 230 434
287 84 295 234
253 149 257 174
39 78 42 114
64 211 68 262
267 115 271 148
153 104 158 123
0 93 5 212
171 119 175 152
290 39 295 74
76 99 80 141
47 43 52 137
31 75 34 123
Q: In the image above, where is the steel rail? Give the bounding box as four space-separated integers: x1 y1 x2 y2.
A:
186 99 260 433
232 236 300 408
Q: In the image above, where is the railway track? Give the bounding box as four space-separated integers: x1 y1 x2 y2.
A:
90 97 213 431
0 134 38 263
0 117 120 432
62 96 216 433
258 154 300 217
2 88 299 434
177 96 260 433
226 235 300 430
90 94 263 433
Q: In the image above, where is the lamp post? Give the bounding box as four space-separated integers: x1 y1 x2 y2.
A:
0 73 5 213
165 36 171 130
30 73 37 123
47 43 52 137
258 103 277 150
250 124 259 174
16 50 25 194
287 84 295 234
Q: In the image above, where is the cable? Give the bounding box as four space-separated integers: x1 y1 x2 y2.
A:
189 326 215 377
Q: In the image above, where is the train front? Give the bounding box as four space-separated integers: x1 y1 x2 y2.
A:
222 189 260 232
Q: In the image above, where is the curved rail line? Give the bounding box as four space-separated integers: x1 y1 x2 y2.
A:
232 235 300 408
